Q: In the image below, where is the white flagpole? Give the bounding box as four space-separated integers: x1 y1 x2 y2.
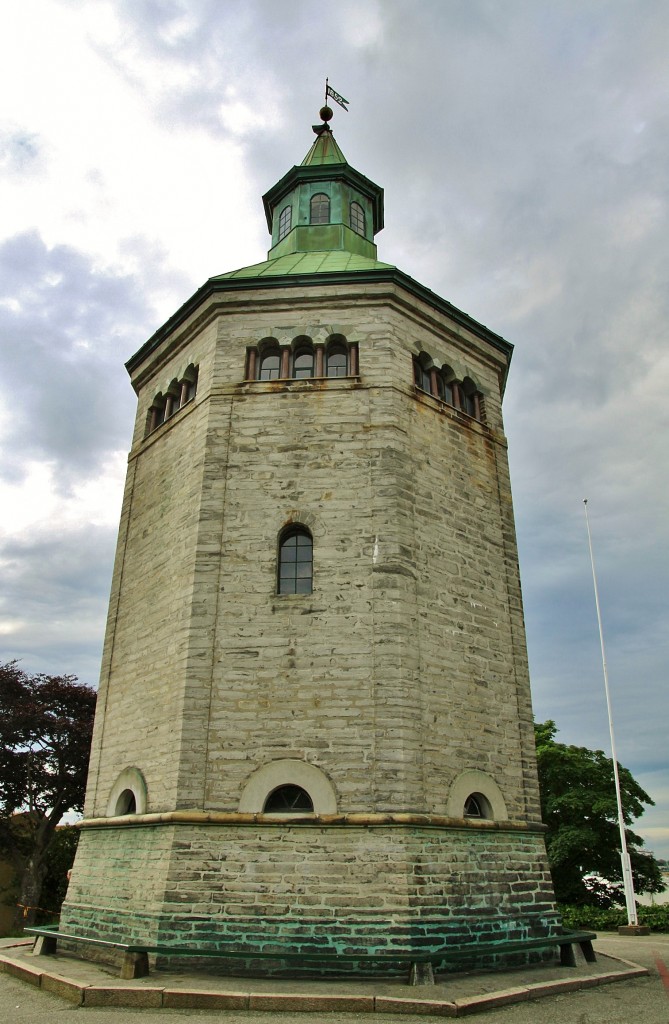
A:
583 499 638 926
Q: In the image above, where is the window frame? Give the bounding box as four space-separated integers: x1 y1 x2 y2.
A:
350 201 365 236
278 204 292 241
277 525 313 595
310 192 330 225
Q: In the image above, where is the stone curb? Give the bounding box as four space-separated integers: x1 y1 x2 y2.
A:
0 951 649 1015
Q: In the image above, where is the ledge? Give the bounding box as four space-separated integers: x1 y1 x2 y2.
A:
78 810 547 833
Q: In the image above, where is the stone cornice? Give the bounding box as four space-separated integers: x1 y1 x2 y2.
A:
79 810 547 833
126 267 514 387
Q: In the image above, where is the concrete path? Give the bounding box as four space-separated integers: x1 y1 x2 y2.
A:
1 933 668 1022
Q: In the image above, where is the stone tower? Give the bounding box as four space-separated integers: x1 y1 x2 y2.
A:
62 110 559 968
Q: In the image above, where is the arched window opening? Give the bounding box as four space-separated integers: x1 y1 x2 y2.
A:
293 345 315 379
326 342 348 378
461 378 483 421
263 785 314 813
115 789 137 815
258 347 281 381
413 356 432 395
310 192 330 225
278 205 292 241
164 380 180 419
278 526 313 595
148 395 166 434
181 365 198 405
464 792 492 819
350 201 365 236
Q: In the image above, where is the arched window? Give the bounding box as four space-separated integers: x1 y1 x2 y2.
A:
293 345 315 379
148 395 166 433
350 201 365 236
461 378 483 421
464 793 492 819
263 785 314 813
413 356 432 394
115 790 137 815
326 342 348 378
437 367 461 409
278 526 313 595
310 192 330 224
278 205 292 241
258 347 281 380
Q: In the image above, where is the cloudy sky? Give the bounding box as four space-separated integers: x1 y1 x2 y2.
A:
1 1 667 861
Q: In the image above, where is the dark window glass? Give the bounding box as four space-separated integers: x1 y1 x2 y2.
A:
278 205 292 241
463 391 477 417
350 201 365 236
310 192 330 224
278 528 313 595
441 377 455 406
413 359 431 394
326 345 348 377
464 795 483 818
264 785 314 813
259 349 281 380
293 348 314 379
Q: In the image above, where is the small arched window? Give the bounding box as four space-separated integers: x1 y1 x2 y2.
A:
310 192 330 224
115 789 137 815
326 342 348 378
258 347 281 381
462 378 483 421
464 793 492 819
278 526 313 595
263 785 314 813
413 357 432 395
350 201 365 236
293 345 315 379
278 205 292 241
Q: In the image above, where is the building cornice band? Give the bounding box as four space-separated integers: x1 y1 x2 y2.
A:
126 268 514 376
79 810 546 833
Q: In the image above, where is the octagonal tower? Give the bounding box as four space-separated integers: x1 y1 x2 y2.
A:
61 111 559 970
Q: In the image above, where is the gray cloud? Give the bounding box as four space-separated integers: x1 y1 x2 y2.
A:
0 230 191 484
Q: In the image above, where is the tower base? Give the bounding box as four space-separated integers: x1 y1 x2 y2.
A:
60 816 560 976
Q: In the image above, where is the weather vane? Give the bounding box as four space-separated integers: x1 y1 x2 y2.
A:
314 79 349 135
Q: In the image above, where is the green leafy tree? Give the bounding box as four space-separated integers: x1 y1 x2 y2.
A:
535 720 664 906
0 661 96 930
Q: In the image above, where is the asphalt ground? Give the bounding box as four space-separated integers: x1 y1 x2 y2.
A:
2 933 669 1023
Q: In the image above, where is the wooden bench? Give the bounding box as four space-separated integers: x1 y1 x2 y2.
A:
26 926 597 985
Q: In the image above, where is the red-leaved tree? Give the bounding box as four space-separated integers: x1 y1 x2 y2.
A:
0 661 96 930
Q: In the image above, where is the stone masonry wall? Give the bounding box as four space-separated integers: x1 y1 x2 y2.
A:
62 821 559 965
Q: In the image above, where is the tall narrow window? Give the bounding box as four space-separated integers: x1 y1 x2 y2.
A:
310 192 330 224
258 348 281 380
278 526 313 595
413 357 432 394
326 343 348 378
278 205 292 241
350 201 365 236
293 346 315 379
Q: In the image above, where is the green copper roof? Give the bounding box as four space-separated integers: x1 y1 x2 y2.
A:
300 126 347 166
214 250 395 280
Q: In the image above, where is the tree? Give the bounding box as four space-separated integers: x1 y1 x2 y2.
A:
535 720 665 906
0 661 96 930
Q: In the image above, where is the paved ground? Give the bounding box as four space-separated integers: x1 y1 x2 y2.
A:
1 933 669 1022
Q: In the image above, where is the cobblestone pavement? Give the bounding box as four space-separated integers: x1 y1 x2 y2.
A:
2 934 669 1023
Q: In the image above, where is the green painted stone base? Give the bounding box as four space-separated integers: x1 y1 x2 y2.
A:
60 821 560 975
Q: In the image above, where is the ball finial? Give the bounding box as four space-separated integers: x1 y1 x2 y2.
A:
319 105 334 122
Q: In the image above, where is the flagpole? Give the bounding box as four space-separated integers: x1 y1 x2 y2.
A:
582 498 638 926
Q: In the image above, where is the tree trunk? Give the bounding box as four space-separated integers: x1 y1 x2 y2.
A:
12 815 55 932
